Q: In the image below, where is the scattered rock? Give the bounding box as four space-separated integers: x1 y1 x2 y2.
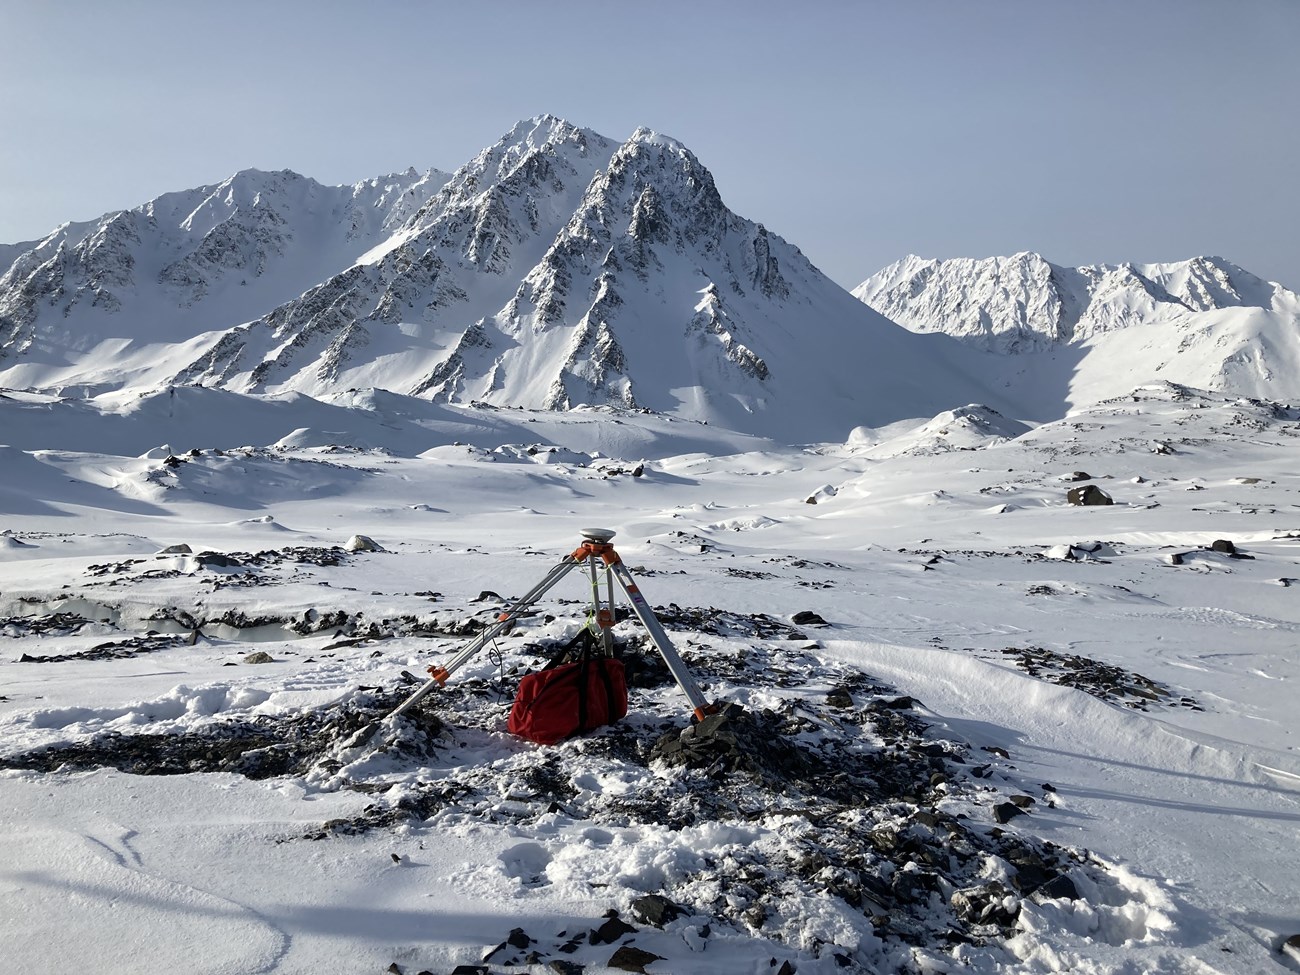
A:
243 651 275 664
996 646 1194 711
157 543 192 554
1067 485 1113 506
345 534 383 553
1064 471 1092 482
607 945 664 973
1210 539 1236 554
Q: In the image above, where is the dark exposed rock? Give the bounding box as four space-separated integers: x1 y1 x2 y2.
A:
825 688 853 710
1210 539 1235 554
1065 471 1092 482
243 651 275 664
882 696 915 710
995 645 1197 711
196 552 243 568
15 634 187 663
630 894 683 928
791 611 828 626
606 945 664 973
1067 484 1113 506
993 802 1026 824
951 882 1019 926
1037 875 1080 900
591 913 637 945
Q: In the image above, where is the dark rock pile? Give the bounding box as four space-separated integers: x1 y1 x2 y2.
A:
0 687 443 780
996 646 1201 711
17 634 189 663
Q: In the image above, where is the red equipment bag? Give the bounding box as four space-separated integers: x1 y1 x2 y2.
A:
508 633 628 744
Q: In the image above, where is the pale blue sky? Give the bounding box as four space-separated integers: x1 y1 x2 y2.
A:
2 0 1297 289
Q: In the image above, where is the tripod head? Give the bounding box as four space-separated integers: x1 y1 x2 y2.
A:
580 528 616 543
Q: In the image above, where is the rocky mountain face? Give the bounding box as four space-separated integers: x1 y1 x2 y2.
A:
0 166 449 390
854 252 1287 352
0 116 1012 442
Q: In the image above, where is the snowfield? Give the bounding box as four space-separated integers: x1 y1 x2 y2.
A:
2 381 1298 975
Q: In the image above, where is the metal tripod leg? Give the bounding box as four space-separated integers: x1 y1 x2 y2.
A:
605 559 713 718
388 554 581 719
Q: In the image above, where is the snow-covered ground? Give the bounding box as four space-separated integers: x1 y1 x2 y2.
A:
2 381 1298 974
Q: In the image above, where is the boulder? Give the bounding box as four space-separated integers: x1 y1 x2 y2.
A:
994 801 1026 824
1065 471 1092 482
607 946 664 974
196 552 242 568
1067 485 1113 506
630 894 683 928
243 651 275 664
157 543 192 555
791 610 828 626
345 534 383 552
1210 539 1236 554
591 913 637 945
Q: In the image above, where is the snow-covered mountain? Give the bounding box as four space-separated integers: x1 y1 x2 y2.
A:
854 252 1300 407
0 166 448 391
0 117 1014 442
854 252 1287 352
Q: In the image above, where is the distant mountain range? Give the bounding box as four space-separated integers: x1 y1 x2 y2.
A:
853 252 1300 410
3 117 1297 445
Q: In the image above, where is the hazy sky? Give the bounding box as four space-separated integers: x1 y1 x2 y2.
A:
2 0 1297 290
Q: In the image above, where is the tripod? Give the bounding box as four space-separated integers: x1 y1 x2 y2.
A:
387 529 718 723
